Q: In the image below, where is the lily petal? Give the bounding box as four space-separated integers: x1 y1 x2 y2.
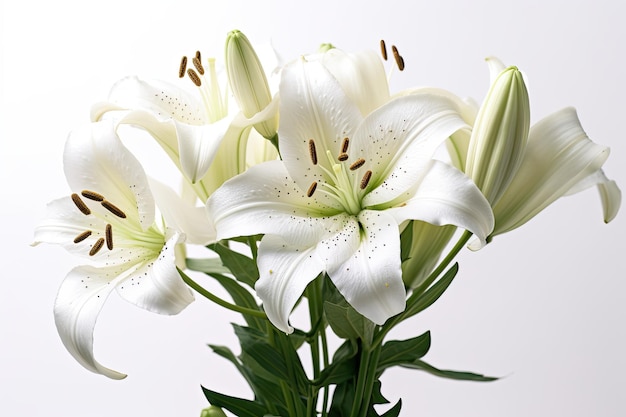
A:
320 49 390 115
54 264 129 380
255 235 326 334
63 121 155 230
389 160 495 246
149 179 216 245
564 169 621 223
357 94 470 207
492 107 611 235
327 209 405 325
175 118 228 183
278 58 364 197
95 76 207 125
115 232 194 314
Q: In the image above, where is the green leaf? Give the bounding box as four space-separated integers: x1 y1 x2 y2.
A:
233 325 308 395
202 387 268 417
209 241 259 287
400 220 414 263
380 399 402 417
314 350 358 387
378 331 431 371
324 301 375 343
405 263 459 320
402 359 498 382
328 378 356 417
209 273 264 330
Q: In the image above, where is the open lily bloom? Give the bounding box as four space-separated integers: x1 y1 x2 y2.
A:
33 121 194 379
91 51 279 201
208 58 494 333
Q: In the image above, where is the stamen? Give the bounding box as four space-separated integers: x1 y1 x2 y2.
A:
81 190 104 202
105 224 113 250
337 153 349 161
195 50 201 61
360 170 372 189
89 238 105 256
101 200 127 218
193 57 205 75
392 45 405 71
341 137 350 153
380 40 388 61
73 230 92 244
349 158 366 171
308 139 318 165
71 193 91 215
307 182 318 197
179 56 188 78
187 68 202 87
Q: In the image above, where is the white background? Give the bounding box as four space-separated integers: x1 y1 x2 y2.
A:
2 0 625 416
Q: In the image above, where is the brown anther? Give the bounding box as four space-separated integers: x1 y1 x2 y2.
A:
179 56 188 78
71 193 91 215
308 139 318 165
187 68 202 87
195 50 201 61
81 190 104 202
105 224 113 250
349 158 366 170
89 238 105 256
360 170 372 189
73 230 92 244
101 200 127 218
337 153 349 161
392 45 405 71
307 182 318 197
341 137 350 153
380 40 388 61
193 57 205 75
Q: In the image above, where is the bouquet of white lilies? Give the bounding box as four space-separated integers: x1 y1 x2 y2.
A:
33 30 621 417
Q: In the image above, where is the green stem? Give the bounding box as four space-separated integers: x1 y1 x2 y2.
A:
178 268 268 319
358 344 382 417
320 323 330 417
349 342 372 417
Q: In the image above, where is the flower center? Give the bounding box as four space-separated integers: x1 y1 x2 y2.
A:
70 190 164 256
179 51 229 123
305 137 373 216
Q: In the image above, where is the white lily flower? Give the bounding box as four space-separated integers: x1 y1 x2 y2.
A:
33 121 194 379
208 58 494 333
91 50 279 201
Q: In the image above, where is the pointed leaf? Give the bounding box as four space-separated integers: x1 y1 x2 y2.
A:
405 263 459 320
209 273 264 330
202 387 268 417
403 359 498 382
378 331 431 371
209 241 259 287
380 399 402 417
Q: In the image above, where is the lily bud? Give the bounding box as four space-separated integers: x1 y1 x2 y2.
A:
200 406 227 417
466 63 530 206
225 29 278 140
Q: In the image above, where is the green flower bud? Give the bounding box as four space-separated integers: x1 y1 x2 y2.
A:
225 29 277 140
466 64 530 206
200 406 227 417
